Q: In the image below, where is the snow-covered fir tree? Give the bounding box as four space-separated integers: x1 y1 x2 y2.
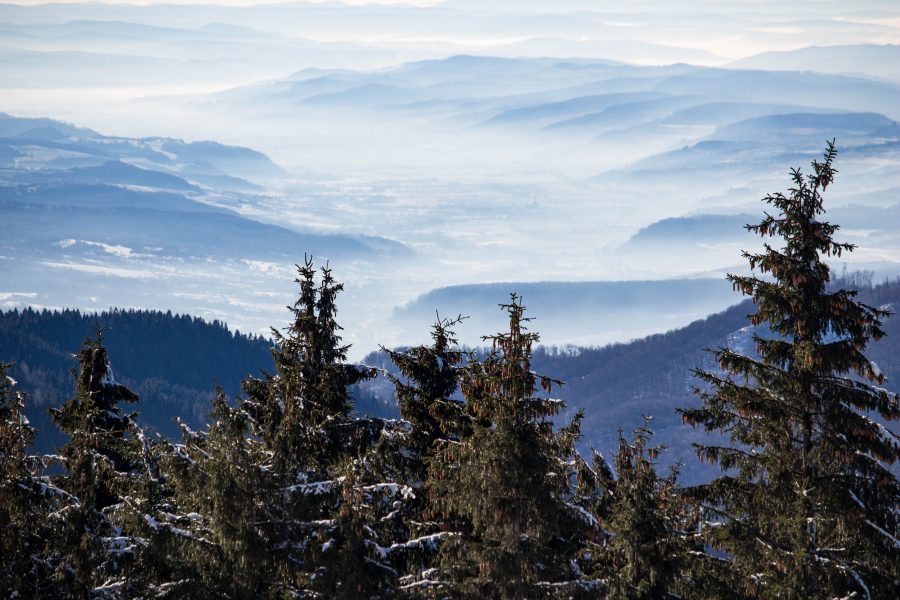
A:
235 258 421 596
382 316 471 594
241 257 375 476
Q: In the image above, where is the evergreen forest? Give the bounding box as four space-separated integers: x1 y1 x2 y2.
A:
2 144 899 598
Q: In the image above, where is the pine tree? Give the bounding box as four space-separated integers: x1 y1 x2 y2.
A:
681 142 900 598
427 295 595 598
48 335 143 597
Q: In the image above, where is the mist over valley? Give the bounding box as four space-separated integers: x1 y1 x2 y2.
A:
2 0 899 356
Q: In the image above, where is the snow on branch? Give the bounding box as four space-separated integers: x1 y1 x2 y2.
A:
376 532 458 558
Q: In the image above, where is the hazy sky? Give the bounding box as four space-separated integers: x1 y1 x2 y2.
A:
2 0 442 4
3 0 898 60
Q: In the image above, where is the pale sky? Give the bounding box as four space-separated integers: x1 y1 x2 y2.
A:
2 0 444 5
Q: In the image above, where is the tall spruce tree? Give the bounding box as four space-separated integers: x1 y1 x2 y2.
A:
681 142 900 598
379 316 473 592
242 256 374 476
427 295 595 598
237 258 419 596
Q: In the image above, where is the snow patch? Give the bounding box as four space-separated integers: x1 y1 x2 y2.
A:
101 362 117 386
726 325 755 355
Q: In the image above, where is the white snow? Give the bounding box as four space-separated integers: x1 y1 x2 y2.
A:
377 532 457 558
566 502 599 529
100 362 116 386
865 519 900 549
285 478 342 496
847 567 872 600
868 361 882 379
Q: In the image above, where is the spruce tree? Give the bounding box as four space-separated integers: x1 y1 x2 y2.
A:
427 295 594 598
378 316 473 592
383 315 470 480
681 142 900 598
0 363 61 595
242 256 374 476
586 419 695 600
163 390 277 598
306 458 404 599
49 335 143 597
113 423 199 597
238 258 416 596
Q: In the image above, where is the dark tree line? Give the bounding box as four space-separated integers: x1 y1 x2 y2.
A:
2 145 898 598
0 307 274 453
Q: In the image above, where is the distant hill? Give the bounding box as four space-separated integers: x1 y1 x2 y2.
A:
0 112 99 139
0 112 284 186
366 277 900 482
660 101 836 127
0 183 407 262
618 204 900 270
391 278 742 349
481 91 667 128
0 307 396 453
543 95 701 133
66 160 201 191
730 44 900 83
711 112 896 144
0 115 412 268
0 308 272 452
652 70 900 120
621 213 756 247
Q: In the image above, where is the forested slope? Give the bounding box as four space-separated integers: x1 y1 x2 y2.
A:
4 277 898 472
0 308 272 449
365 276 900 481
